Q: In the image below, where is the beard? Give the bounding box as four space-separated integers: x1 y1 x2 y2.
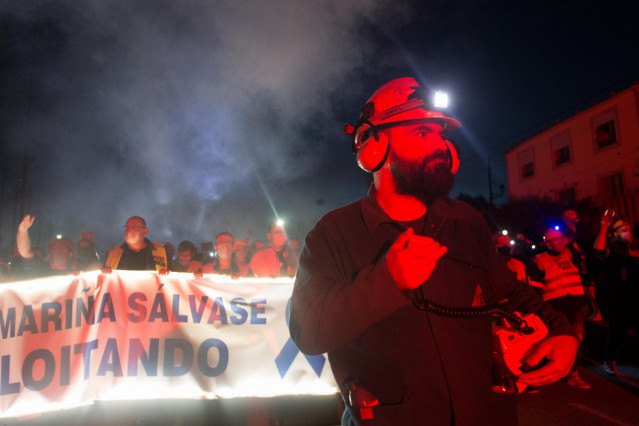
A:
390 149 454 205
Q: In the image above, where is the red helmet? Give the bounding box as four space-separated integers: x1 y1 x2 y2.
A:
354 78 460 126
344 77 461 172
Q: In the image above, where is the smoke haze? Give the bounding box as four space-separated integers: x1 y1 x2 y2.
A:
1 0 405 250
2 0 638 255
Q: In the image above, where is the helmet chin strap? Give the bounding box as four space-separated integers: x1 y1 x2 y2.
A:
444 144 453 169
370 142 390 173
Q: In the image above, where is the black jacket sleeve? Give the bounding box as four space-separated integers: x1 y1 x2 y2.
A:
289 217 410 356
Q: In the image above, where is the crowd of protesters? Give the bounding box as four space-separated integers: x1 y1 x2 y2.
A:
1 207 638 389
492 208 639 388
0 214 300 283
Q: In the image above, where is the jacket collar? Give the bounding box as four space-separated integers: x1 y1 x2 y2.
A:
361 184 465 234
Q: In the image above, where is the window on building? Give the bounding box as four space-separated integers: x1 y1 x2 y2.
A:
595 121 617 148
600 173 624 199
592 109 619 150
518 148 535 180
550 131 572 167
554 146 571 165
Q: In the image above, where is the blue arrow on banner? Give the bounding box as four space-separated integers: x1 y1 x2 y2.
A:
275 298 326 378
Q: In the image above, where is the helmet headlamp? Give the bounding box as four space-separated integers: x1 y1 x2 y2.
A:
344 82 460 154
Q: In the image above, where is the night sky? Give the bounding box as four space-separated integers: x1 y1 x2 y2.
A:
1 0 638 255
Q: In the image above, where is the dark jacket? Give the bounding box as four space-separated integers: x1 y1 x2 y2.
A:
289 187 575 425
105 238 167 271
592 243 639 321
14 256 72 281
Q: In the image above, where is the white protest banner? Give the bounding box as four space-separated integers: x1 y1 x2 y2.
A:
0 271 337 418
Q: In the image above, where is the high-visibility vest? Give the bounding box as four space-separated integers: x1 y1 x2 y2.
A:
105 242 167 271
533 251 585 301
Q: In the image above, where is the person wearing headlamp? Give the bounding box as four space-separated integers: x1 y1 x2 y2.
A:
289 78 578 425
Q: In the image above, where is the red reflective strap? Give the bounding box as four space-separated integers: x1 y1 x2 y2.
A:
343 123 355 135
360 407 373 420
353 123 374 151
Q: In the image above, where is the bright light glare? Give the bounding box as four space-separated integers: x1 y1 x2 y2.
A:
510 240 515 246
276 219 285 227
501 230 508 236
216 377 338 398
433 91 448 109
531 245 536 250
554 225 560 231
56 234 62 239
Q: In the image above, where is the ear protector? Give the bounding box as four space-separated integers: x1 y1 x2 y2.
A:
355 124 390 173
443 138 460 175
353 123 460 174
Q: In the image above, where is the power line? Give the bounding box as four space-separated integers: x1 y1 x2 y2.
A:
458 69 639 166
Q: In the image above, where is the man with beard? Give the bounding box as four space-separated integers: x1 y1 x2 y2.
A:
288 78 578 425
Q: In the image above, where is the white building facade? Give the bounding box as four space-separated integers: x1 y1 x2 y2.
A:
506 84 639 222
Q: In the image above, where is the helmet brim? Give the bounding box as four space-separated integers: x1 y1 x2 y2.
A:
372 108 461 130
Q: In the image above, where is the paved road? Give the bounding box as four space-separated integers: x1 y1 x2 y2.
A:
516 320 639 426
581 321 639 390
518 368 639 426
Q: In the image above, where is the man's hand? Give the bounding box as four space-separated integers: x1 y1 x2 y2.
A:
385 227 447 290
17 214 36 259
516 335 579 386
18 214 35 233
600 209 615 227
